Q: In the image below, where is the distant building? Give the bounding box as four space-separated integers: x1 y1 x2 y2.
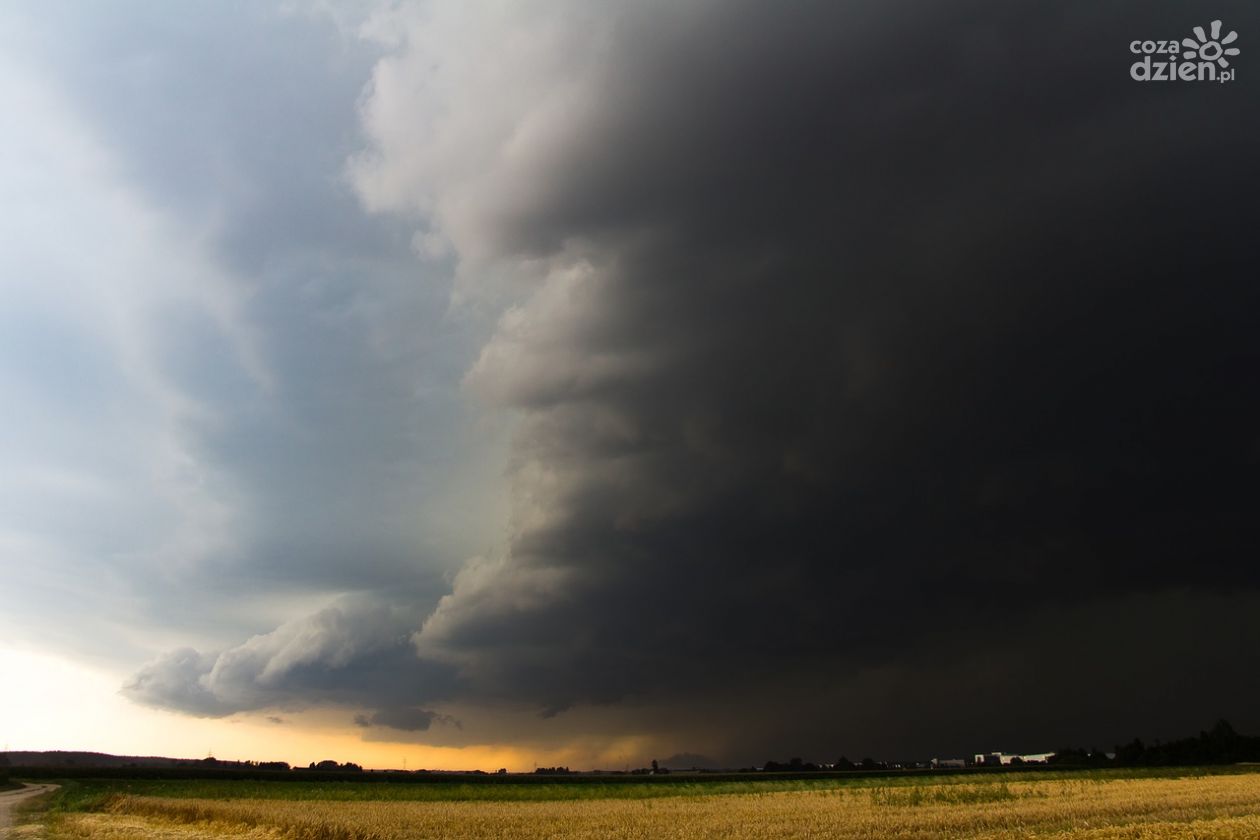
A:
973 752 1055 766
931 758 967 769
1018 752 1055 764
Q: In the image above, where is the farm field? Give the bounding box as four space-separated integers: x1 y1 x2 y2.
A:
28 767 1260 839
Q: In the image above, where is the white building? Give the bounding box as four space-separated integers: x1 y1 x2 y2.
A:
973 752 1055 766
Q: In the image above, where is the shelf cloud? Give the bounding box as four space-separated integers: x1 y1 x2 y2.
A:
6 0 1258 764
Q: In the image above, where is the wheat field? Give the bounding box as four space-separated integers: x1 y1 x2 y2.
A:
41 773 1260 839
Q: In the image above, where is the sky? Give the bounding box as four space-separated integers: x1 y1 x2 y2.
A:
1 1 1258 771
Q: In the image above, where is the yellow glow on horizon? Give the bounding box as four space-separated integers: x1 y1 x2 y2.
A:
0 647 651 772
0 647 505 769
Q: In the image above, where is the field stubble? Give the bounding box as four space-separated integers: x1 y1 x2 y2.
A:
46 773 1260 840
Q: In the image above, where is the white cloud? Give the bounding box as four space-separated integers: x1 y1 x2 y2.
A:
0 51 259 655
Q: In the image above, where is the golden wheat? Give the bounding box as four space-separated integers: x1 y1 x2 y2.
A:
49 774 1260 839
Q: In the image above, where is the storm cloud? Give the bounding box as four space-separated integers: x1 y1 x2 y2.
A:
23 0 1260 762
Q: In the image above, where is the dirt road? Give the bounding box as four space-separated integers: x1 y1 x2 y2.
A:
0 784 56 835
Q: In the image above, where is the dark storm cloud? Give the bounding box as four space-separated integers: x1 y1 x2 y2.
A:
122 0 1260 760
399 0 1260 755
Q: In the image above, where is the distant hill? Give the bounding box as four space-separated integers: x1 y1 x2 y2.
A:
662 753 721 770
2 751 270 769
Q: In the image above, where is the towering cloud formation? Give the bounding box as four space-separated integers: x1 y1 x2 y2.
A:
125 0 1260 761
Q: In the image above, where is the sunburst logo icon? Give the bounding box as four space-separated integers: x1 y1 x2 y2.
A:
1183 20 1240 68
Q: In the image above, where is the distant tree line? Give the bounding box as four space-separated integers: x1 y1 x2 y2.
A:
1113 720 1260 766
629 759 669 775
7 720 1253 785
1046 720 1260 767
198 757 292 771
308 760 363 772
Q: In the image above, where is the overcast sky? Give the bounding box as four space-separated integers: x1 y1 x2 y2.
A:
2 0 1259 769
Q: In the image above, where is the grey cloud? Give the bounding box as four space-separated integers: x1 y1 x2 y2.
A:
100 0 1260 758
120 647 229 717
2 1 499 665
123 596 457 717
